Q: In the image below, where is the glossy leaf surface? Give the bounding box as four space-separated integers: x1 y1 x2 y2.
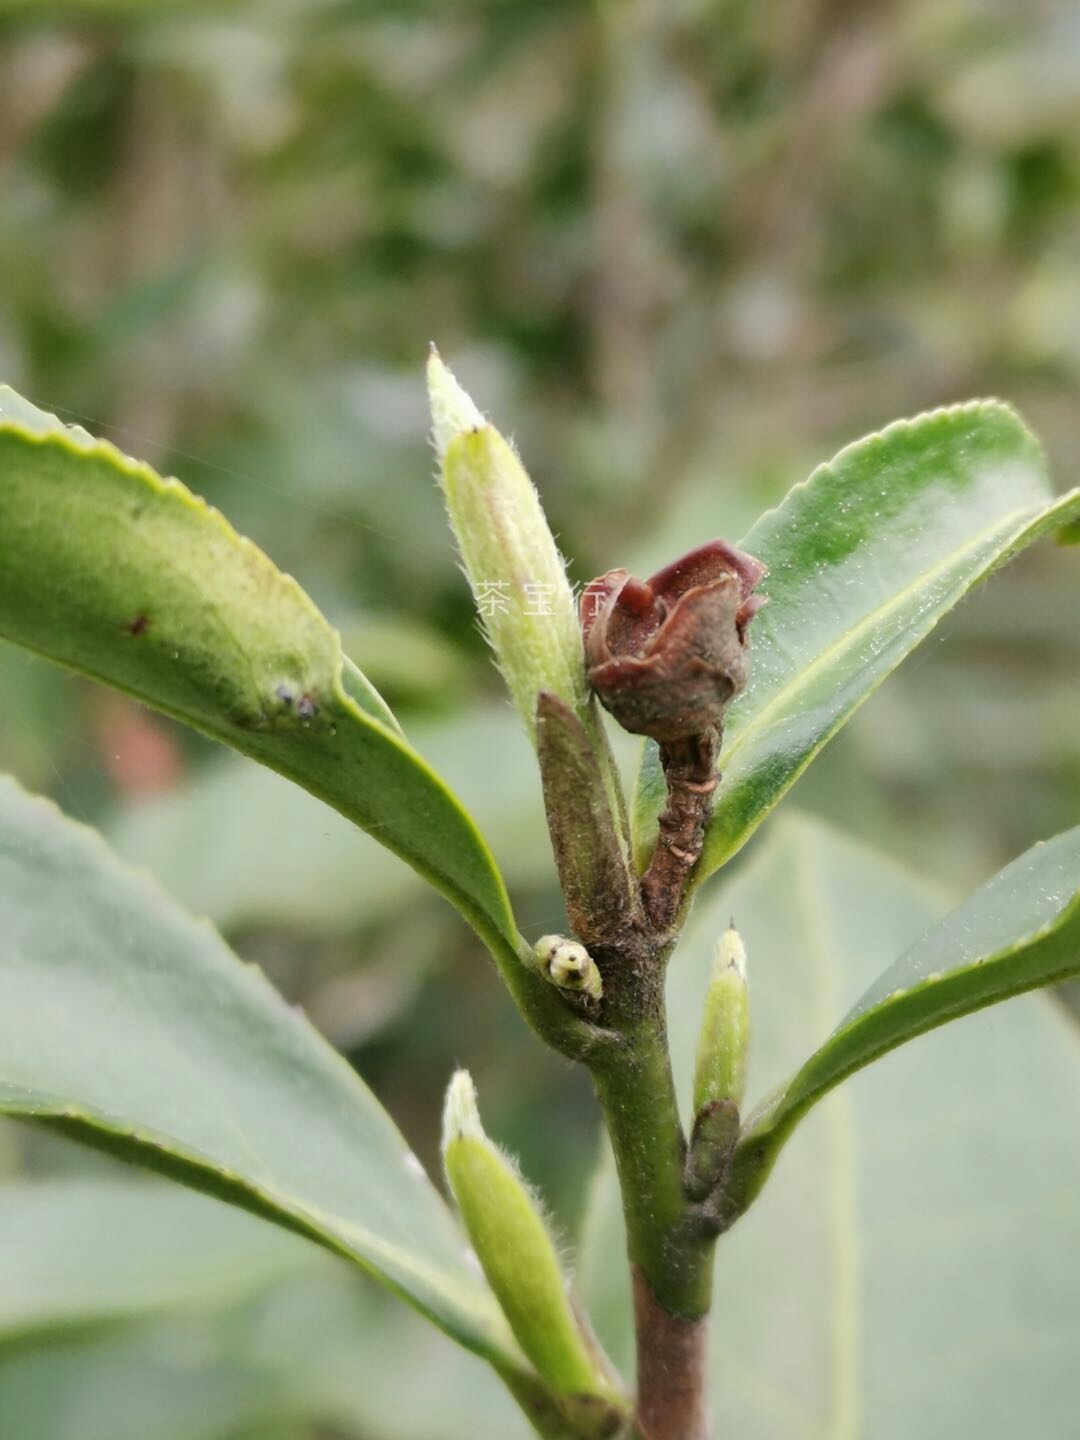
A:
0 389 521 963
633 403 1080 881
580 814 1080 1438
0 775 523 1373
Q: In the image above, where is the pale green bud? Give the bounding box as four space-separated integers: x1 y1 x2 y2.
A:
534 935 603 1002
441 1071 609 1397
427 349 588 743
692 925 749 1115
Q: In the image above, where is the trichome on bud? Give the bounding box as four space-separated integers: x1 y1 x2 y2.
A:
441 1070 614 1401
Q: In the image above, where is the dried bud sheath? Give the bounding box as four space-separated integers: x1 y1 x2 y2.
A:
580 541 766 746
580 540 766 933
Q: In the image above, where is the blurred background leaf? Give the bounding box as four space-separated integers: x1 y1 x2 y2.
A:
0 1173 529 1440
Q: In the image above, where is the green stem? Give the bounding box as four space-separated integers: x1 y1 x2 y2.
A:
589 1006 714 1440
590 1012 714 1320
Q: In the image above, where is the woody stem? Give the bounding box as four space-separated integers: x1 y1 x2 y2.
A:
639 727 721 934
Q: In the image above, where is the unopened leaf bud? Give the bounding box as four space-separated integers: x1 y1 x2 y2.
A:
534 935 603 1001
427 349 589 743
441 1070 608 1397
693 924 750 1115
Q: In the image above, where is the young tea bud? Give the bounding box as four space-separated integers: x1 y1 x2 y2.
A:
693 924 750 1115
441 1070 606 1397
534 935 603 1001
427 349 589 744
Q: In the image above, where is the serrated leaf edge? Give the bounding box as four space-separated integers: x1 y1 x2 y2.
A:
0 417 524 958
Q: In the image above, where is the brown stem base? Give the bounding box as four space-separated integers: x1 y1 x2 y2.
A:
633 1268 709 1440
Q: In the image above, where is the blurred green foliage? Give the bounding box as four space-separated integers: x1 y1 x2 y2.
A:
0 1 1078 1436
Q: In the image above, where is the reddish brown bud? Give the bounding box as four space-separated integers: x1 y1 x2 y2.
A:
580 540 766 742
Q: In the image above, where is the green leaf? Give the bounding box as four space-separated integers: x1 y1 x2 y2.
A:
727 822 1080 1214
0 1179 530 1440
0 774 526 1376
104 705 551 935
0 1268 530 1440
0 1177 317 1340
0 388 522 967
580 813 1080 1437
0 1322 293 1440
632 402 1080 880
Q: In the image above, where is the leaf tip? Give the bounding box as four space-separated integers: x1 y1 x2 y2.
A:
427 349 485 465
441 1068 484 1150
